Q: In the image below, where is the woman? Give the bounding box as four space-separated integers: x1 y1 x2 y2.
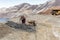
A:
20 16 26 24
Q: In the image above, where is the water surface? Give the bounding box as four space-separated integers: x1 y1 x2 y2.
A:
0 18 9 23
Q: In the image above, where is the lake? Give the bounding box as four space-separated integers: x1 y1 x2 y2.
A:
0 18 9 23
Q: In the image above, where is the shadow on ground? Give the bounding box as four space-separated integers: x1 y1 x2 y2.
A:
5 21 36 32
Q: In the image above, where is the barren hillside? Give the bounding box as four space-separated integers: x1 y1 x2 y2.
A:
0 15 60 40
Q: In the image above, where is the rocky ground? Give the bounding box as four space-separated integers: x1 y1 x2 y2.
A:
0 15 60 40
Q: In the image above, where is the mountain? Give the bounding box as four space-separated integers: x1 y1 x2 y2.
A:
0 2 50 18
38 0 60 14
0 0 59 18
53 0 60 6
5 3 38 13
0 1 52 18
0 3 39 18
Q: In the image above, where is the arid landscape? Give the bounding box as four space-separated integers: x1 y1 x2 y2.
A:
0 15 60 40
0 0 60 40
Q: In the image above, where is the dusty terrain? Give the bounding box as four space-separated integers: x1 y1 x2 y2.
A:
0 15 60 40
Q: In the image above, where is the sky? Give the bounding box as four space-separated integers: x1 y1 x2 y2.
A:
0 0 49 8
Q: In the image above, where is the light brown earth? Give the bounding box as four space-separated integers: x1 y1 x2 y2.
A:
0 15 60 40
